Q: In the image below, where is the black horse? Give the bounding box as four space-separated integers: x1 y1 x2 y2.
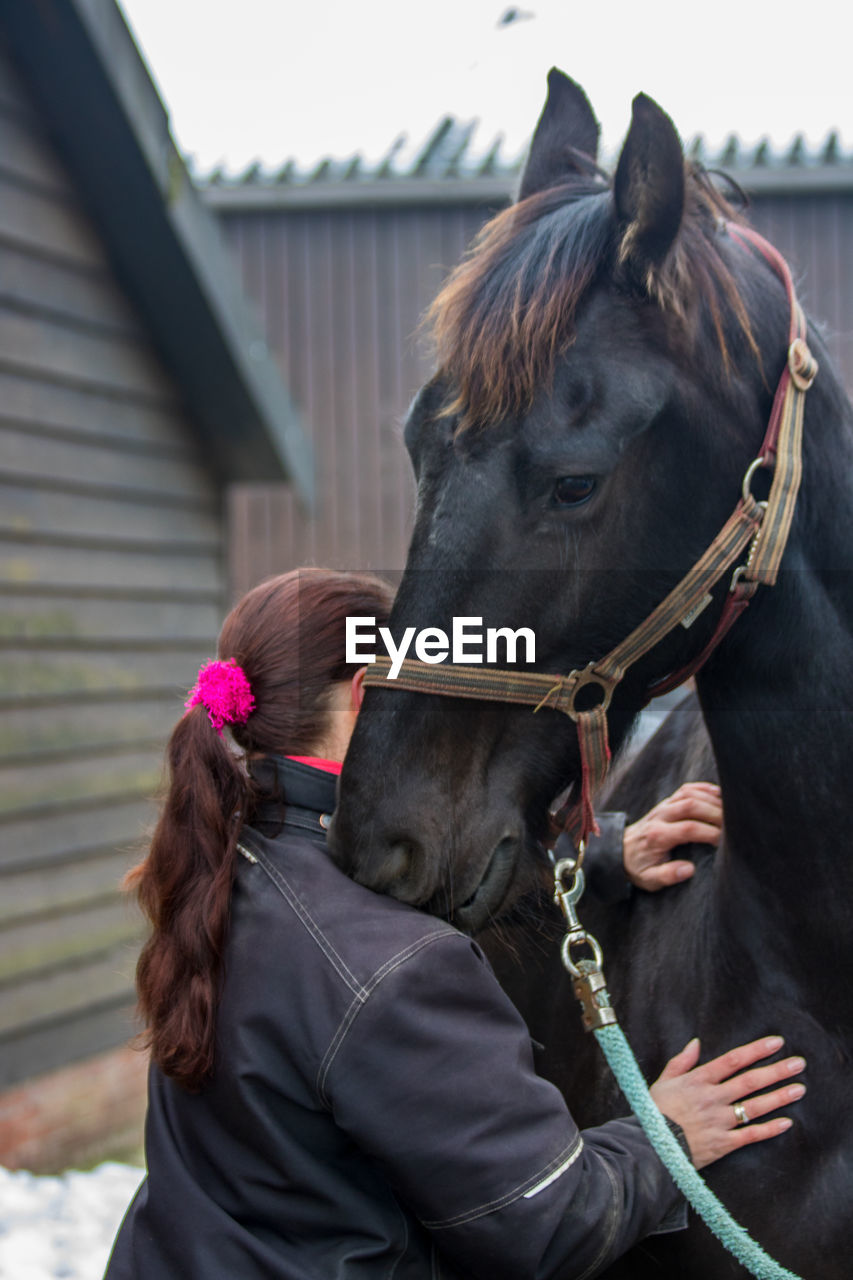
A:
331 71 853 1276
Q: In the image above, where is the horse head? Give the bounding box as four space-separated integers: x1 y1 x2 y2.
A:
330 71 814 932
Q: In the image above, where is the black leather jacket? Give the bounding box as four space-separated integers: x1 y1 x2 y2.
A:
106 758 683 1279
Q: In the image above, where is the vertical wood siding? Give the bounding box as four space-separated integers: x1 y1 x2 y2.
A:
749 192 853 392
220 190 853 597
221 202 497 593
0 46 226 1088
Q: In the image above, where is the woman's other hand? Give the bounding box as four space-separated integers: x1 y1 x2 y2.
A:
624 782 722 891
649 1035 805 1170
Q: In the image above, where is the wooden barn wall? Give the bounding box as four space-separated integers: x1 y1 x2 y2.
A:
0 45 225 1088
749 192 853 392
220 189 853 596
220 202 496 594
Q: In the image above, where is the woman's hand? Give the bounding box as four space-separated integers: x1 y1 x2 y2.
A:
624 782 722 891
649 1035 805 1170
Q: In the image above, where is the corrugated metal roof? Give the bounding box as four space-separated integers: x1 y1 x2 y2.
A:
202 119 853 210
206 117 516 187
202 118 521 208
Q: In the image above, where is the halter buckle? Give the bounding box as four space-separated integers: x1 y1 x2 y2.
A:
788 337 818 391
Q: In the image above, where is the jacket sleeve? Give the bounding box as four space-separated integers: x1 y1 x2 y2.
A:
321 929 681 1280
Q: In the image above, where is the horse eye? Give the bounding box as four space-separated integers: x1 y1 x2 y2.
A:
552 475 596 507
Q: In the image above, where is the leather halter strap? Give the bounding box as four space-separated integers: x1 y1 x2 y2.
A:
363 225 817 850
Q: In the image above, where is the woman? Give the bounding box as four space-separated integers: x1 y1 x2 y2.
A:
106 568 804 1279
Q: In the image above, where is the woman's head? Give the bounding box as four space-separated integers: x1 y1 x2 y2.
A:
211 567 394 759
131 568 395 1089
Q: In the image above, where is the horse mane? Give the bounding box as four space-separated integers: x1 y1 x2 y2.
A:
427 165 759 433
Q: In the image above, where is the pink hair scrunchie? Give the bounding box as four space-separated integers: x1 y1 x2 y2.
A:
185 659 255 736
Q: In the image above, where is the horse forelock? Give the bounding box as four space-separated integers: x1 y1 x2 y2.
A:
427 165 760 434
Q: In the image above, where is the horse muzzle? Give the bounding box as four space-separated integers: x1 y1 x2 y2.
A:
327 812 527 934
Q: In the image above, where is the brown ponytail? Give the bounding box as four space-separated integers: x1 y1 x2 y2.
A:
128 569 394 1089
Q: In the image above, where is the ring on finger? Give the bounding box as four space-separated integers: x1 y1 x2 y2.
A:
732 1102 749 1127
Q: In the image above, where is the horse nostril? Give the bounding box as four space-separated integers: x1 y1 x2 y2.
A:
385 841 414 884
357 839 416 895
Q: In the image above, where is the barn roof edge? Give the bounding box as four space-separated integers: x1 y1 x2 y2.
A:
1 0 314 502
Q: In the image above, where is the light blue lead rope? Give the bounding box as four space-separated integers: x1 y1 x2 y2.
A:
553 858 802 1280
593 1022 801 1280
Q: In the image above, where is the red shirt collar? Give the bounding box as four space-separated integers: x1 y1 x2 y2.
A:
286 755 343 776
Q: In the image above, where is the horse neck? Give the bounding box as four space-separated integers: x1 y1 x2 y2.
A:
694 367 853 967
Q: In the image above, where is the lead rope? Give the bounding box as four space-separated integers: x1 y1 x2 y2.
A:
554 854 802 1280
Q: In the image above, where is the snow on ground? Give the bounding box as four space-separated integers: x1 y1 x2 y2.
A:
0 1164 144 1280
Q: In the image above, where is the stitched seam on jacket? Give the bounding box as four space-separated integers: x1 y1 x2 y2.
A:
240 835 365 998
362 928 457 998
316 930 459 1106
423 1134 583 1229
575 1154 621 1280
282 815 323 834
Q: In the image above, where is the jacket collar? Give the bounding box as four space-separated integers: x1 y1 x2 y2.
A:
248 755 337 845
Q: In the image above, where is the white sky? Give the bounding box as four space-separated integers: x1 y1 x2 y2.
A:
117 0 852 177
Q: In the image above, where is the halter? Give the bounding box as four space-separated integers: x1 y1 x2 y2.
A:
363 224 818 852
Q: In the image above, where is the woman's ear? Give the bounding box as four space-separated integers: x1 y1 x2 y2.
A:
351 667 367 712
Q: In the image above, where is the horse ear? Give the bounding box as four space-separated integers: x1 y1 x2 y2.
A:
517 69 600 201
613 93 685 270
